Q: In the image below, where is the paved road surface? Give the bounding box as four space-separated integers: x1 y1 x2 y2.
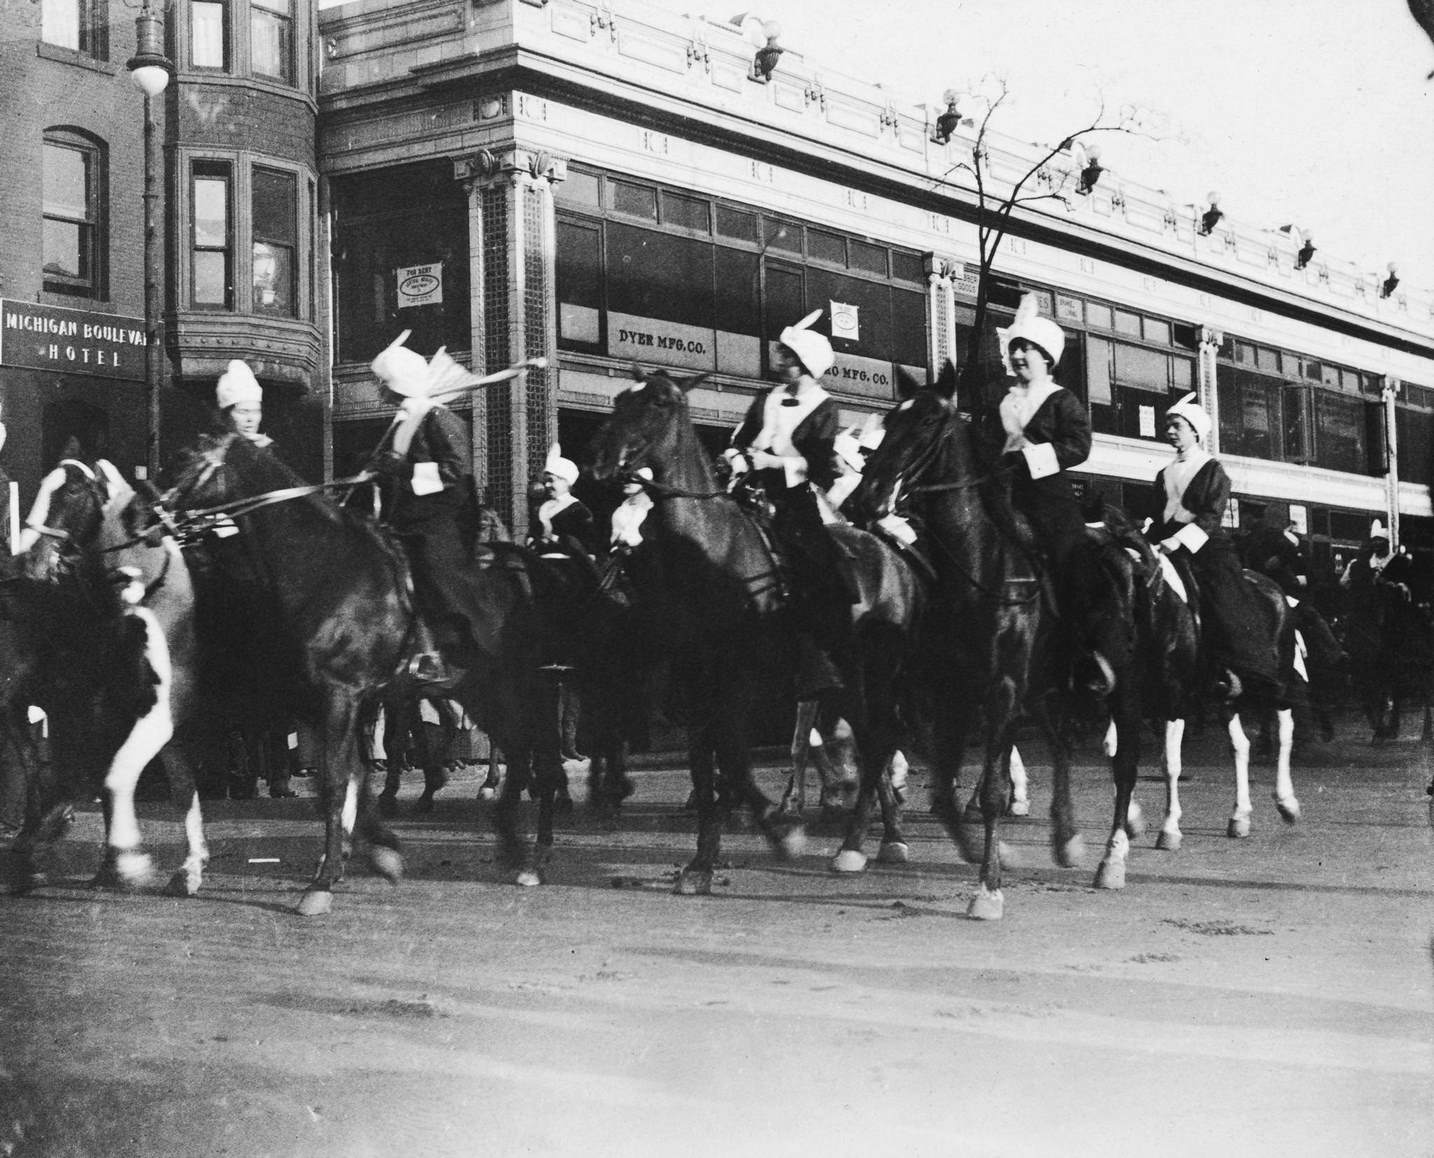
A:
1 722 1430 1157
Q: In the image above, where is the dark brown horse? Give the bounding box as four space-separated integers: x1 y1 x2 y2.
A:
848 363 1138 916
589 368 925 895
163 433 562 913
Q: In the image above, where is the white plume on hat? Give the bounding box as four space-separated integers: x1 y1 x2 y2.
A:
1165 392 1212 441
778 309 835 379
543 443 579 486
0 420 7 455
1001 294 1065 370
1369 519 1389 540
216 360 262 409
371 330 432 398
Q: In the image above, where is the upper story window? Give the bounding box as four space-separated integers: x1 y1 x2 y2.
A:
251 0 294 84
191 161 233 308
252 167 297 316
192 0 228 69
43 131 106 299
41 0 107 58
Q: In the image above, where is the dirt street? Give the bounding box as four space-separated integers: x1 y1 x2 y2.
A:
1 725 1431 1158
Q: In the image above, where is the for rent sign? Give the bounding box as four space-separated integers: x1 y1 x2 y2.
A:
0 299 146 380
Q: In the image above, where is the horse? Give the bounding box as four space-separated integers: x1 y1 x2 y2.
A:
847 363 1144 916
162 433 563 913
1341 581 1434 743
1106 522 1304 852
589 367 926 895
2 464 208 897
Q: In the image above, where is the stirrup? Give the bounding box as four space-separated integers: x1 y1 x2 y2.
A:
408 652 454 687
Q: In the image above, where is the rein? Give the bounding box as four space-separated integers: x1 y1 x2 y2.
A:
166 471 376 529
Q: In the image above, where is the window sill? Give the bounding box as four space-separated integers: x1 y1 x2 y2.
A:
36 43 117 76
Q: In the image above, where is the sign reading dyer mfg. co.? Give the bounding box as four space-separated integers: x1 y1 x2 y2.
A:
0 299 147 380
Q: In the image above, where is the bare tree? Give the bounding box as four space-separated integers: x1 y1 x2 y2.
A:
934 78 1164 404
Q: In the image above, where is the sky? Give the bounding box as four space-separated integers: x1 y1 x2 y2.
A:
319 0 1434 292
672 0 1434 291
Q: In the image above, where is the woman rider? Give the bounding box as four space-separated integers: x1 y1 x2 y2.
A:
1151 393 1281 699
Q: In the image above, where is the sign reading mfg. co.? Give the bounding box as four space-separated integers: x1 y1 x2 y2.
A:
0 299 147 381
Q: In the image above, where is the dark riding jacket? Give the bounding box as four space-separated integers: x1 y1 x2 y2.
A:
379 406 473 533
1004 386 1091 571
730 387 841 494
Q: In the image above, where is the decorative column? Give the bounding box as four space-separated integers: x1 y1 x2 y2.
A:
1197 325 1223 456
922 252 960 390
454 148 567 536
1382 377 1401 548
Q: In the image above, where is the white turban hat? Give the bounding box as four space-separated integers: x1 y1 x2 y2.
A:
543 444 579 486
778 309 835 379
216 360 262 409
1165 392 1213 441
371 330 432 398
1002 294 1066 369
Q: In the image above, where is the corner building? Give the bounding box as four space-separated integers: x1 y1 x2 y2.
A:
316 0 1434 571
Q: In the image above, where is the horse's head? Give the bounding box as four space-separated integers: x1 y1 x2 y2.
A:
164 433 238 512
590 365 709 485
849 361 962 522
21 461 107 582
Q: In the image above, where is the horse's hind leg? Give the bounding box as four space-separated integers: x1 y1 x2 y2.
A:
1095 690 1141 890
298 695 374 915
675 730 719 896
780 698 820 817
159 739 209 897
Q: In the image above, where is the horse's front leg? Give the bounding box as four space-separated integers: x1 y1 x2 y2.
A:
1095 690 1142 890
780 698 820 817
298 695 369 915
1272 707 1300 822
967 717 1017 921
675 729 719 895
1156 718 1187 850
1226 709 1254 838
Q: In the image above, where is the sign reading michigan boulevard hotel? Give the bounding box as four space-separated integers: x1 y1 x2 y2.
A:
0 299 147 381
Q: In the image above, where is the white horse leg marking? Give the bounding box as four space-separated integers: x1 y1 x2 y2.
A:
1094 825 1129 889
103 608 173 882
174 790 209 896
1227 713 1253 838
1273 707 1300 822
1102 719 1118 758
1007 745 1029 816
341 775 360 835
1156 719 1184 850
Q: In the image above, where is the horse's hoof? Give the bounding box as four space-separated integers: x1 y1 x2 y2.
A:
295 889 333 917
513 868 542 888
830 849 868 874
1093 859 1126 890
1274 794 1301 824
876 841 910 865
163 869 202 898
1007 798 1030 817
93 851 156 891
477 786 496 802
1227 812 1252 839
1053 835 1085 868
673 870 712 896
376 793 398 819
1124 802 1147 838
1155 829 1182 852
370 847 403 884
966 885 1004 920
769 822 806 861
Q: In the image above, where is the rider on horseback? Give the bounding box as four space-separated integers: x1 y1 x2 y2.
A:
724 309 855 696
996 295 1112 693
1341 520 1414 596
1152 394 1282 699
368 331 482 683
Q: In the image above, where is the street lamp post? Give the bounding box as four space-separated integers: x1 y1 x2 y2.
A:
126 3 172 481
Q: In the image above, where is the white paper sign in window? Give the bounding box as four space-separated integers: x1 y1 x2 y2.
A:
829 301 860 342
397 263 443 309
1138 404 1156 437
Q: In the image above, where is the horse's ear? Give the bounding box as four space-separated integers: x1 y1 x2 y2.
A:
935 360 958 400
629 362 646 382
895 367 921 401
680 373 709 394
